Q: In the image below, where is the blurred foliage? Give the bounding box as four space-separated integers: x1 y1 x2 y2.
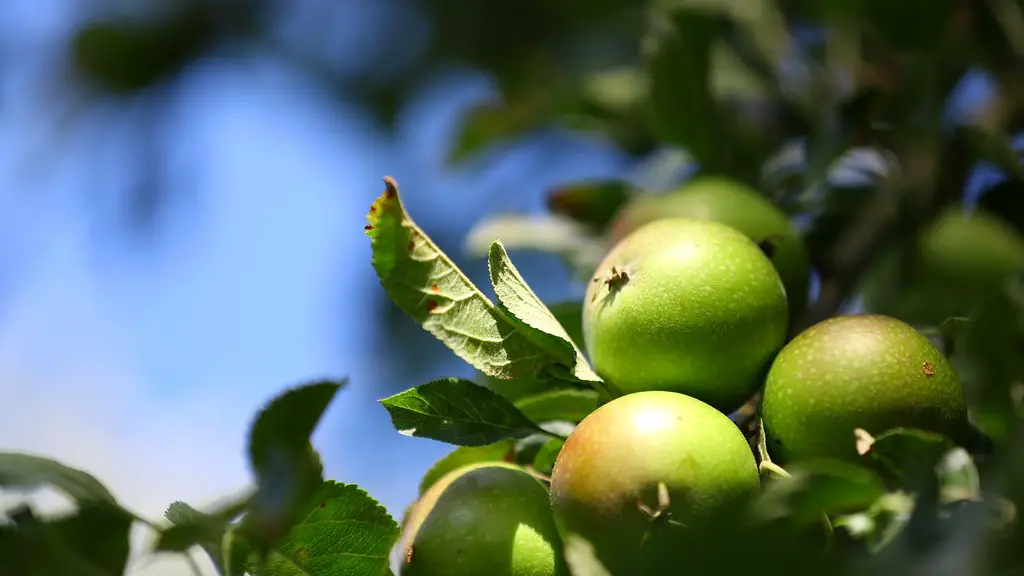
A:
3 0 1024 573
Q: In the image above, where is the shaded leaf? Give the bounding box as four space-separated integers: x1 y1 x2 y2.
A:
545 180 637 229
448 98 547 164
0 452 117 504
0 502 132 576
488 241 601 384
379 377 546 446
245 482 399 576
418 441 516 495
513 389 601 424
368 178 595 379
859 427 954 486
755 460 887 525
643 8 729 173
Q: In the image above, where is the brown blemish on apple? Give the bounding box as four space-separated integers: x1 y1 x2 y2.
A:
922 361 936 377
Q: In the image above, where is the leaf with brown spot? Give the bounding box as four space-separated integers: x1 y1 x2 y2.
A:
367 177 602 383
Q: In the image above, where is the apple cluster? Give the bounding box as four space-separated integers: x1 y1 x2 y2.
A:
393 177 1023 576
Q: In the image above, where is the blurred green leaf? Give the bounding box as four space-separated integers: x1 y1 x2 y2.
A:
72 6 213 94
832 491 916 553
857 427 954 488
465 213 608 281
755 460 887 525
546 180 637 230
0 452 117 505
859 0 958 52
643 9 729 173
418 441 516 495
245 381 341 553
379 377 547 446
448 98 549 164
952 282 1024 444
0 502 132 576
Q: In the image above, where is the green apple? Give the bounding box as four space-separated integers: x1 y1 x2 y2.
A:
399 462 567 576
583 217 789 413
608 176 811 317
760 314 969 464
549 391 760 574
862 207 1024 327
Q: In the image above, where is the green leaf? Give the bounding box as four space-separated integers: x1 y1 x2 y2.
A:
545 180 637 230
531 437 565 476
488 241 601 384
245 481 399 576
418 441 516 495
0 452 117 504
563 534 614 576
464 213 608 282
754 460 887 525
379 377 547 446
367 177 598 379
0 502 132 576
246 380 342 552
643 8 729 173
448 98 546 164
513 389 600 424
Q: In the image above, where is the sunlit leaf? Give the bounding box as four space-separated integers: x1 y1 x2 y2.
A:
368 178 597 380
245 482 399 576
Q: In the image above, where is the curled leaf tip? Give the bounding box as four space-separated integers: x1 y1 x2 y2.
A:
383 176 399 198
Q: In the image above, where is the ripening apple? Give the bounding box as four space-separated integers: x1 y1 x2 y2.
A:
549 391 761 574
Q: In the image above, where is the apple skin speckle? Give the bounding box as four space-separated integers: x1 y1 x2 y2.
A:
760 314 969 465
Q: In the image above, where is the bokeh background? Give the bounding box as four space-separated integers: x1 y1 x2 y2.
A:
0 1 642 573
1 0 1022 574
